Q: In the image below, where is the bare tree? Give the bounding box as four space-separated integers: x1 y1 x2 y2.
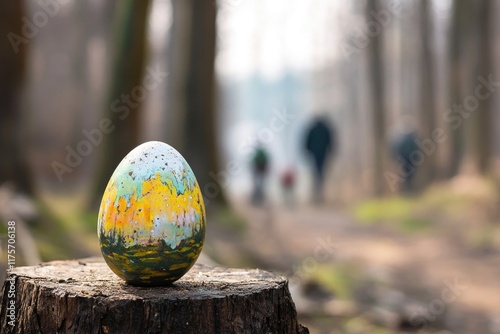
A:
0 2 33 194
418 0 437 184
165 0 191 150
448 0 492 176
167 0 223 205
447 0 467 177
475 0 493 174
94 0 151 199
366 0 387 195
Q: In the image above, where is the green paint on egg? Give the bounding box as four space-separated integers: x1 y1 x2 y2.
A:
97 141 206 286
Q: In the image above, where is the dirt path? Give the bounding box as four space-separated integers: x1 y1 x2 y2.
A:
209 202 500 331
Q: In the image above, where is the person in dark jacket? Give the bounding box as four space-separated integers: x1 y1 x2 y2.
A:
251 144 269 206
392 130 419 193
305 116 336 203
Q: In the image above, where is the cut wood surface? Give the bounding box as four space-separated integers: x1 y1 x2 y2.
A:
0 257 308 334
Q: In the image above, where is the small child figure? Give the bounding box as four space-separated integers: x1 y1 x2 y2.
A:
281 168 295 207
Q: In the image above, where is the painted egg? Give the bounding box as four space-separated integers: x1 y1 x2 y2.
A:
97 141 206 286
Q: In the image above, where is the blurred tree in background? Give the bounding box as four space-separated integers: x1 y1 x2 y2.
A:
94 0 151 203
475 0 493 174
447 0 494 178
0 2 32 195
447 0 468 178
366 0 387 195
167 0 222 205
418 0 437 185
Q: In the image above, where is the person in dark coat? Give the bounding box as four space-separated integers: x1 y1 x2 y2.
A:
392 130 419 193
251 144 269 206
305 116 336 203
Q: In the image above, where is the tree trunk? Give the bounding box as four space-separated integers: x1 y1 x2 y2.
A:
93 0 151 203
366 0 387 196
167 1 225 206
0 2 33 194
165 0 191 150
418 0 437 184
184 1 220 200
447 0 477 177
447 0 463 177
0 258 308 334
475 0 493 174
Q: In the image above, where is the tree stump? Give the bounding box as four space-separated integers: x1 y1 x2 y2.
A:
0 258 308 334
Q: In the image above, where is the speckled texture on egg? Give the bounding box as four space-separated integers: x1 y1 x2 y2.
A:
97 141 206 285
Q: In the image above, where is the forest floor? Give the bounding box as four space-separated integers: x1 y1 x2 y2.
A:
206 175 500 334
2 175 499 333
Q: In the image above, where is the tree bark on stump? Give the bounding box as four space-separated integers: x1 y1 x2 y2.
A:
0 258 308 334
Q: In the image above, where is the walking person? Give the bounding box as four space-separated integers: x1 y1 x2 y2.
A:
250 144 270 206
304 116 336 203
280 167 296 207
392 129 419 194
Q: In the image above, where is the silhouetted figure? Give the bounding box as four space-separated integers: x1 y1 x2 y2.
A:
305 117 336 203
251 145 269 206
392 130 419 193
280 168 296 207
